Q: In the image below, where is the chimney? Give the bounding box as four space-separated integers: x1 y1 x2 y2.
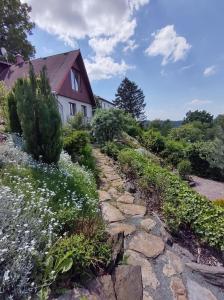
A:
15 54 24 65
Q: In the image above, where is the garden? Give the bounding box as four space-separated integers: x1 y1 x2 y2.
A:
0 66 110 299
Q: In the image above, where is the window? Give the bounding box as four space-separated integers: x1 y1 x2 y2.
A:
81 105 87 117
69 102 76 116
70 69 81 91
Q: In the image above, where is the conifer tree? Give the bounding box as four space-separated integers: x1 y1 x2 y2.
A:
7 90 22 133
16 63 62 163
114 77 146 119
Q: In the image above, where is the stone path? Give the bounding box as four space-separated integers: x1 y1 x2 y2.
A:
93 148 224 300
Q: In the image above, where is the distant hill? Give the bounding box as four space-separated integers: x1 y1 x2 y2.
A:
141 120 182 128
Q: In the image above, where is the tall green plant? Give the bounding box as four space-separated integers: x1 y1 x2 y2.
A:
7 90 22 134
16 64 62 163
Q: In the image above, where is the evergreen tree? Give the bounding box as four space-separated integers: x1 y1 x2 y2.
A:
0 0 35 62
16 64 62 163
114 77 146 119
7 90 22 133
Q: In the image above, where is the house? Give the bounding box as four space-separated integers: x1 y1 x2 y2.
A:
94 95 115 110
0 50 95 123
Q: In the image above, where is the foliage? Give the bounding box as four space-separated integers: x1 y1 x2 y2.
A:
114 77 146 119
213 199 224 208
101 141 128 160
160 140 187 166
63 130 89 159
142 129 165 153
15 64 63 163
0 0 35 62
118 149 224 251
168 123 204 143
122 113 143 138
0 82 9 127
148 119 173 136
177 160 192 179
7 90 22 134
183 110 213 124
65 112 90 133
0 138 108 298
91 109 125 143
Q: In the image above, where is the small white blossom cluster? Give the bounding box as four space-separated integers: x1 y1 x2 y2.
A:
0 136 99 298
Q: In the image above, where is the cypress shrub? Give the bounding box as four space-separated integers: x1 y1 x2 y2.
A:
7 90 22 134
16 63 62 163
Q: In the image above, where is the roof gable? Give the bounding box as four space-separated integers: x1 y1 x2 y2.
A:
0 50 95 106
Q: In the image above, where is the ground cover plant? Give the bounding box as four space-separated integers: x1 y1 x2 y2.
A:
0 137 110 299
118 148 224 251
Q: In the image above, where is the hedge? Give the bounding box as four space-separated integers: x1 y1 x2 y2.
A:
118 149 224 251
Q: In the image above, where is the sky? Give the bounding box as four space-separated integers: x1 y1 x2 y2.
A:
23 0 224 120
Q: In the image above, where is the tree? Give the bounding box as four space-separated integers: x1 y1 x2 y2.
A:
7 90 22 133
148 119 172 136
183 110 213 124
16 64 62 163
0 0 35 62
114 77 146 119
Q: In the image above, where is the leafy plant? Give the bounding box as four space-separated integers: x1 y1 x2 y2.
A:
177 160 192 179
213 199 224 208
7 90 22 134
142 129 165 153
118 149 224 251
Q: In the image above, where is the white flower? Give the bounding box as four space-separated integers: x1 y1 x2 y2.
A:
3 270 10 282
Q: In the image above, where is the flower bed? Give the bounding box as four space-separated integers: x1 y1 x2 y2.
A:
0 137 110 298
118 149 224 251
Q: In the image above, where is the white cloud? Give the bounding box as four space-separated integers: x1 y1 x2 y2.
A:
123 40 139 52
187 99 212 106
145 25 191 65
85 56 134 81
203 65 216 77
24 0 149 79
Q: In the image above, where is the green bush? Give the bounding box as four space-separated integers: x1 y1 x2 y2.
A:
213 199 224 208
7 90 22 134
177 160 192 179
168 123 204 143
123 114 142 138
91 109 126 143
15 64 62 163
161 140 187 166
0 82 9 129
63 130 90 159
101 141 127 160
142 129 165 153
118 149 224 251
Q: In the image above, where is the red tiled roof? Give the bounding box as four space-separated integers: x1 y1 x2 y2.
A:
1 50 80 92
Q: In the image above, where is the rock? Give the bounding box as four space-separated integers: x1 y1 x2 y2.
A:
186 262 224 288
110 179 124 189
108 187 121 199
129 231 165 258
160 226 173 246
143 291 154 300
172 243 195 262
101 202 125 223
98 190 111 202
117 192 134 204
162 250 183 277
107 232 124 272
170 277 187 300
187 279 217 300
87 275 116 300
125 181 136 193
107 223 136 236
57 287 99 300
105 173 122 181
125 249 159 290
117 203 146 216
114 265 143 300
140 218 156 232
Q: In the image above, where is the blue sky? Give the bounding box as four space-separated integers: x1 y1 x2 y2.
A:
25 0 224 120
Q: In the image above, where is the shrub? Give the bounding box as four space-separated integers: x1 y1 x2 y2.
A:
15 64 63 163
118 149 224 251
63 130 89 159
7 90 22 134
177 160 192 179
0 82 9 128
168 123 204 143
101 141 126 160
213 199 224 208
65 112 90 132
142 129 165 153
91 109 125 143
161 140 187 166
123 114 142 138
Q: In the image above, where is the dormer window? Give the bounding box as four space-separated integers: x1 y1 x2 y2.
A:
70 69 80 91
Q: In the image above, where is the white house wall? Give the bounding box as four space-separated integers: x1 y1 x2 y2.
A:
57 95 93 123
